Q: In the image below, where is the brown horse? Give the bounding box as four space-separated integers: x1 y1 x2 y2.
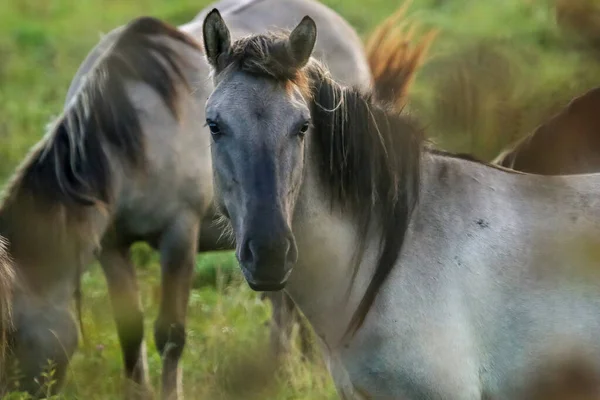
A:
494 86 600 174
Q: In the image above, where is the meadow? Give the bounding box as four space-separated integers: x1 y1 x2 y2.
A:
2 0 600 398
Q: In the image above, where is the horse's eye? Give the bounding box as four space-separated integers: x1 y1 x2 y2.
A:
298 121 310 137
206 119 221 136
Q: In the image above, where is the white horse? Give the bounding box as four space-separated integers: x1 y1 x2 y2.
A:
202 10 600 399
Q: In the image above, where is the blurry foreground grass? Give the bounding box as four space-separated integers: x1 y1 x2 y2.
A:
70 251 334 400
5 248 335 400
3 0 600 398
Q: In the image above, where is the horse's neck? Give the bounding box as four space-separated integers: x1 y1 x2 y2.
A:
284 152 461 348
285 156 383 348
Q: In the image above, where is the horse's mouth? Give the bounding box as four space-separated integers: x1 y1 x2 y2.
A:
246 279 286 291
241 267 290 291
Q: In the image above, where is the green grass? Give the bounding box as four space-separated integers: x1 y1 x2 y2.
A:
2 0 600 398
5 249 335 399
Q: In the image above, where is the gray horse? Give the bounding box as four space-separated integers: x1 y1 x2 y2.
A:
1 0 424 398
1 18 206 398
202 10 600 399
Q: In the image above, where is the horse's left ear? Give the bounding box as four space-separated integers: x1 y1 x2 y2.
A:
203 8 231 70
287 16 317 69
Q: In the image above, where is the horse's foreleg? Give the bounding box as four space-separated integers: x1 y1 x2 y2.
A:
99 246 152 400
154 215 199 400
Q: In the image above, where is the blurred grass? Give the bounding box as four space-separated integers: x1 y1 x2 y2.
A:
3 0 600 398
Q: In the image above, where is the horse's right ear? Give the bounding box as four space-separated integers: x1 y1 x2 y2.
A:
203 9 231 70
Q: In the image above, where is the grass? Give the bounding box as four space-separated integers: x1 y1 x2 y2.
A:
2 0 600 398
5 248 336 399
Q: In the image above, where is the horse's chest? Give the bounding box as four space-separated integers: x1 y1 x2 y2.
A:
337 332 482 400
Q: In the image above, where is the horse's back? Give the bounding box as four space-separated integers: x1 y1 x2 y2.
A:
185 0 372 89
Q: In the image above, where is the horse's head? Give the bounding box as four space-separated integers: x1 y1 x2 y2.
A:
4 287 79 395
0 234 81 396
202 9 318 291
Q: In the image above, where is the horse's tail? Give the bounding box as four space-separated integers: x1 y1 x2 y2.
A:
366 1 437 110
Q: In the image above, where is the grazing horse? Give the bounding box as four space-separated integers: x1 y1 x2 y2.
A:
0 17 207 398
202 10 600 399
494 86 600 174
58 0 433 397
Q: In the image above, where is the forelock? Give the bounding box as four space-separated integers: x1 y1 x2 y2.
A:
219 32 308 89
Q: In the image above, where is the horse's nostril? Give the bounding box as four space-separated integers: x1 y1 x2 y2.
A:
285 233 299 260
240 237 293 268
240 239 255 264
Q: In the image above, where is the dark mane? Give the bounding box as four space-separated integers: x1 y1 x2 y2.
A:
216 31 309 88
220 33 426 336
309 69 424 336
2 16 201 210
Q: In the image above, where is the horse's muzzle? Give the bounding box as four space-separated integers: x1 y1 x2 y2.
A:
237 233 297 291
